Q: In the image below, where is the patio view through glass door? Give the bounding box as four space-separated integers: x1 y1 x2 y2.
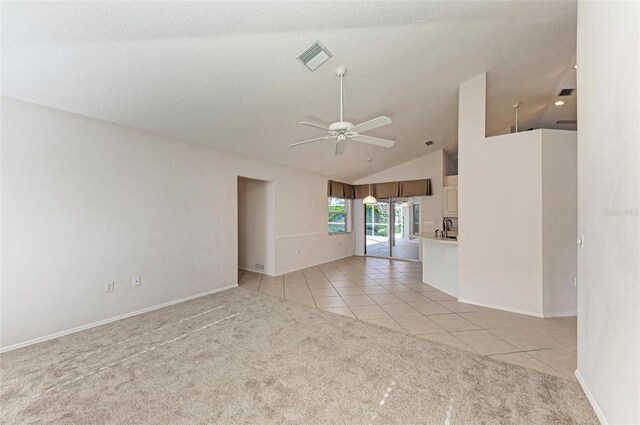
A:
390 200 420 260
365 199 420 260
365 199 390 257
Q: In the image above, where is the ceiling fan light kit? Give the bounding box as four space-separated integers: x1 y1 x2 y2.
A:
290 66 396 155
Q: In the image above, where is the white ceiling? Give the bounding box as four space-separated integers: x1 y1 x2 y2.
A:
1 1 577 181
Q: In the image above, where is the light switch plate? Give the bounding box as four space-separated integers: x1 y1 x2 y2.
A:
132 276 141 287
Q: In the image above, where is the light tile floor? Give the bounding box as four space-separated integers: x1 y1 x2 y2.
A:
238 256 577 381
365 238 420 259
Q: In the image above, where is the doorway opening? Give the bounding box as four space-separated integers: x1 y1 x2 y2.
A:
237 177 275 279
364 198 420 260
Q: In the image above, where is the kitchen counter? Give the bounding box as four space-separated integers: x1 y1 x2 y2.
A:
413 233 459 297
410 233 458 245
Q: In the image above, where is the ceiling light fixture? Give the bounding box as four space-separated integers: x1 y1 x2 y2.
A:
554 100 565 106
363 195 377 204
363 158 377 205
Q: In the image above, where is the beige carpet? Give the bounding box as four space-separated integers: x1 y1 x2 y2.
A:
1 288 597 424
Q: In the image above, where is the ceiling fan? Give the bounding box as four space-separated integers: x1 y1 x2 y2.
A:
289 66 395 155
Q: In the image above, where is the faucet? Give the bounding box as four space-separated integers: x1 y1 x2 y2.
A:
443 218 453 239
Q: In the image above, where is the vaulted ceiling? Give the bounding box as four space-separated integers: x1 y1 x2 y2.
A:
1 1 577 181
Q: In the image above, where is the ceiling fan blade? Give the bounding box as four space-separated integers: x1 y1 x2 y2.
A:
351 134 395 148
289 136 333 147
335 138 347 155
299 121 330 131
348 116 392 134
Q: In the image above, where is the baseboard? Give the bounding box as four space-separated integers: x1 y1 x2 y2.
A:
542 311 577 318
238 266 275 276
239 254 355 277
575 369 607 424
276 253 355 276
457 298 576 318
0 284 238 353
457 298 545 318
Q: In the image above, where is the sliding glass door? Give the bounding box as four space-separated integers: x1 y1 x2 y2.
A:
365 200 390 257
365 199 420 260
390 200 420 260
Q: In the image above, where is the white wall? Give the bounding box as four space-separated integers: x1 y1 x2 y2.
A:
457 74 577 317
575 2 640 423
458 89 544 315
353 149 445 256
0 98 354 349
542 133 578 316
444 150 458 176
237 177 275 275
353 202 366 256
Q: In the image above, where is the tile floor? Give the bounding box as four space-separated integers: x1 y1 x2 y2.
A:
238 256 577 381
365 237 420 259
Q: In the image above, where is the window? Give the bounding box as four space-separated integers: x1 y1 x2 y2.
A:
328 197 349 234
412 203 420 235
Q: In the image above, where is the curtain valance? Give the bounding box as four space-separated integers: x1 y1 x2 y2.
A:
327 179 432 199
327 180 356 199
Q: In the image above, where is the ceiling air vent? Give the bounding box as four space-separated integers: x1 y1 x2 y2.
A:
297 41 332 71
558 88 575 97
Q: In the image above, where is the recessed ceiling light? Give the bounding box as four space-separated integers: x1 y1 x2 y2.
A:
554 100 565 106
574 65 577 69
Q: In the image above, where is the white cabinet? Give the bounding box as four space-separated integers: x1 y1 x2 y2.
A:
421 238 458 296
443 186 458 217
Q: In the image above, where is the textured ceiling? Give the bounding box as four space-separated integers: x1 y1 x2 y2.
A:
1 1 577 181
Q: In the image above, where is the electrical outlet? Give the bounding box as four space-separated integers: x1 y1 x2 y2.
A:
132 276 141 287
104 281 114 293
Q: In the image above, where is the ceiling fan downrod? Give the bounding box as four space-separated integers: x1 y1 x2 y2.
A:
337 66 346 123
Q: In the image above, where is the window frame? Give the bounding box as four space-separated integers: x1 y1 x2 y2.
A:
327 197 351 235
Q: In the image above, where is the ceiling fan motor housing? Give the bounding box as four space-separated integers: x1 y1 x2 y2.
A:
329 121 353 132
